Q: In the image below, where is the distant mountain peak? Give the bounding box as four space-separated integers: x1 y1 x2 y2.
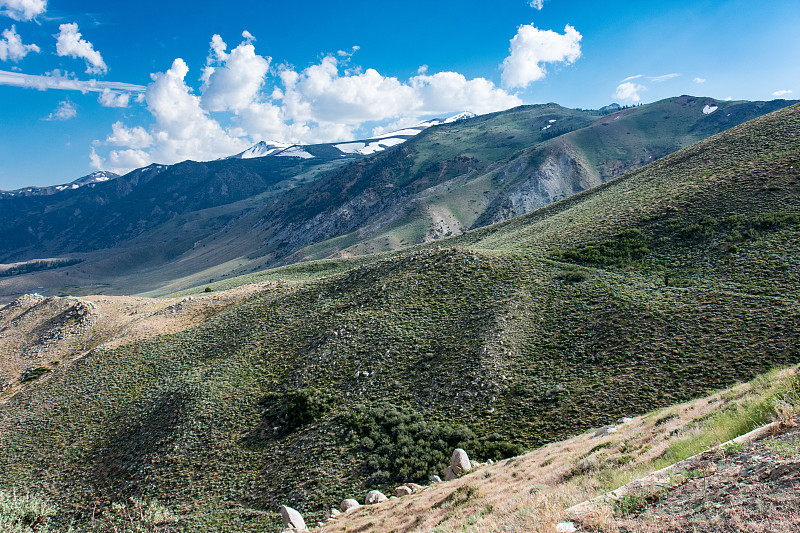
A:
230 112 477 161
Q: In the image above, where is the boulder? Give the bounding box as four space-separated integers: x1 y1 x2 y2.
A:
617 417 634 425
451 448 472 474
445 465 459 481
279 505 307 531
407 482 424 491
365 490 388 504
394 485 413 497
340 499 361 513
429 474 442 484
325 508 341 520
487 459 494 465
470 460 480 469
556 522 578 533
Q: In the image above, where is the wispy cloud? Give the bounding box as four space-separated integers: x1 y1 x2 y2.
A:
621 74 643 83
773 89 793 97
648 73 680 82
0 69 144 92
693 77 706 84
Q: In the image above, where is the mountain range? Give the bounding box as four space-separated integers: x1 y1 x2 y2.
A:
0 96 794 302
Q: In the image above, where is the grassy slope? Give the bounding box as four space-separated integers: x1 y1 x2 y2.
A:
0 104 798 531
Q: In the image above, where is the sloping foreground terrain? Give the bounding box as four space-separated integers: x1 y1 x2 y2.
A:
0 103 798 531
0 97 793 300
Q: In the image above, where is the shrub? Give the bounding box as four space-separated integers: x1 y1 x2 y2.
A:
343 404 522 485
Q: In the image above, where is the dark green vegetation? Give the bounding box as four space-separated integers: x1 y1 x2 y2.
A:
0 97 793 301
0 103 799 531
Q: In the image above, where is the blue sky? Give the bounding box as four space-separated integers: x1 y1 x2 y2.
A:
0 0 798 189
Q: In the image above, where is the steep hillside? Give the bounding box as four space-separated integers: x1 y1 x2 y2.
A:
0 103 797 531
0 97 792 301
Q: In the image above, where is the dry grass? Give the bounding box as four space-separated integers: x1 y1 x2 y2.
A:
313 367 799 533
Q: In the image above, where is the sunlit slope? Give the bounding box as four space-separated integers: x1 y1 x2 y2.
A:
0 104 798 532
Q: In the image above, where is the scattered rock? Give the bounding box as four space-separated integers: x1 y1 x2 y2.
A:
429 474 442 484
407 482 424 491
487 459 494 465
445 465 459 481
340 499 360 513
394 485 413 497
279 505 307 531
617 417 634 425
365 490 388 504
325 508 340 520
592 426 617 438
470 460 480 469
556 522 578 533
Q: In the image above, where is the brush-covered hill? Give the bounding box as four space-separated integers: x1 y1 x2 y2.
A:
0 103 798 532
0 97 793 301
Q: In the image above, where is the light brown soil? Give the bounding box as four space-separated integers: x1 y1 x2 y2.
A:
0 281 284 402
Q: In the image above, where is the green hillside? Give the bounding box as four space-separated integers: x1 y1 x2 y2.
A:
0 103 798 531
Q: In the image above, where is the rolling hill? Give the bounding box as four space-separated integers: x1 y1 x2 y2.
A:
0 102 797 531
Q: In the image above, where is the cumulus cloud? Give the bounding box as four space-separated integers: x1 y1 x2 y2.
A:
91 34 523 171
201 33 271 112
501 24 582 89
693 77 706 84
529 0 544 8
97 88 130 107
773 89 793 97
44 99 76 120
0 25 39 61
0 0 46 20
56 23 107 75
615 81 645 102
106 121 152 148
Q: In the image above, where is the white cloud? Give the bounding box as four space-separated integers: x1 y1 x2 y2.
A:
409 71 521 115
529 0 544 8
106 121 152 148
614 81 646 102
45 99 76 120
241 30 254 41
145 58 248 164
0 25 39 61
621 74 643 83
0 0 46 20
693 77 706 84
501 24 582 89
0 68 145 92
97 88 130 107
91 34 524 170
56 23 107 75
201 33 271 112
773 89 793 97
648 73 680 82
